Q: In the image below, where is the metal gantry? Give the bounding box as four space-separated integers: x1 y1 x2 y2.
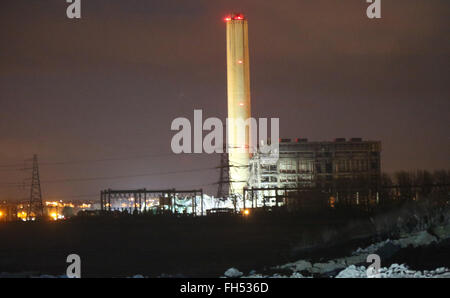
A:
100 188 204 216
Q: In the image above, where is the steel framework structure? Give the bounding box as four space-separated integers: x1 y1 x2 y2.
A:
27 154 44 220
100 189 204 216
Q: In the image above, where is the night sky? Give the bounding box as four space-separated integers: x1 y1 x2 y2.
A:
1 0 449 200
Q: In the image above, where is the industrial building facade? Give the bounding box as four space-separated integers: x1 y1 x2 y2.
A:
222 14 383 199
249 138 381 190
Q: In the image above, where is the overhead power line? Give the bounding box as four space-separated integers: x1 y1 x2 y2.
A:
0 152 183 169
0 166 218 187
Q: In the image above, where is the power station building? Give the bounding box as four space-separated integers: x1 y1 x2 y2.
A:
249 138 382 190
223 14 382 196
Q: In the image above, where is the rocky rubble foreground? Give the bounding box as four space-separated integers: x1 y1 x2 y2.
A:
224 223 450 278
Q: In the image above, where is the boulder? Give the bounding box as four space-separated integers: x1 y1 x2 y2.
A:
224 268 243 278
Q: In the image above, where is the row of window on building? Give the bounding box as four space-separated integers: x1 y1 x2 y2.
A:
266 159 378 174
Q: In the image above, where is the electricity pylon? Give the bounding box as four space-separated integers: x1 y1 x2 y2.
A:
217 150 230 199
27 154 43 220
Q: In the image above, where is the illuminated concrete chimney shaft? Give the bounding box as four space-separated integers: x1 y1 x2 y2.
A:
226 13 251 196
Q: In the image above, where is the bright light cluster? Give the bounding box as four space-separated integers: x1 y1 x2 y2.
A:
224 14 245 22
45 201 75 208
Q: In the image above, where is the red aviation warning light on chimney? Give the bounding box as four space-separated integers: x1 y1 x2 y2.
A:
224 13 245 22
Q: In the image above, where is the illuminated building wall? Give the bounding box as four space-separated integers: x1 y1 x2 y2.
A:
226 13 251 196
249 138 382 190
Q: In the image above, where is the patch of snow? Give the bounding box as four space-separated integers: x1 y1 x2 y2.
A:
341 255 367 266
224 268 243 278
393 231 437 248
352 239 392 256
263 227 449 278
290 272 306 278
335 265 367 278
276 260 312 272
351 230 441 257
336 263 450 278
244 273 265 278
311 260 346 274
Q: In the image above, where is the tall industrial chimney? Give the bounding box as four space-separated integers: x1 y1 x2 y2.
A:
225 13 251 196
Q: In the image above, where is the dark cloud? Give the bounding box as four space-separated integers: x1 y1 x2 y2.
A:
0 0 449 199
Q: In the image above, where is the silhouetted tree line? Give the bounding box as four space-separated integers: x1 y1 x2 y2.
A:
328 169 450 207
381 169 449 201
